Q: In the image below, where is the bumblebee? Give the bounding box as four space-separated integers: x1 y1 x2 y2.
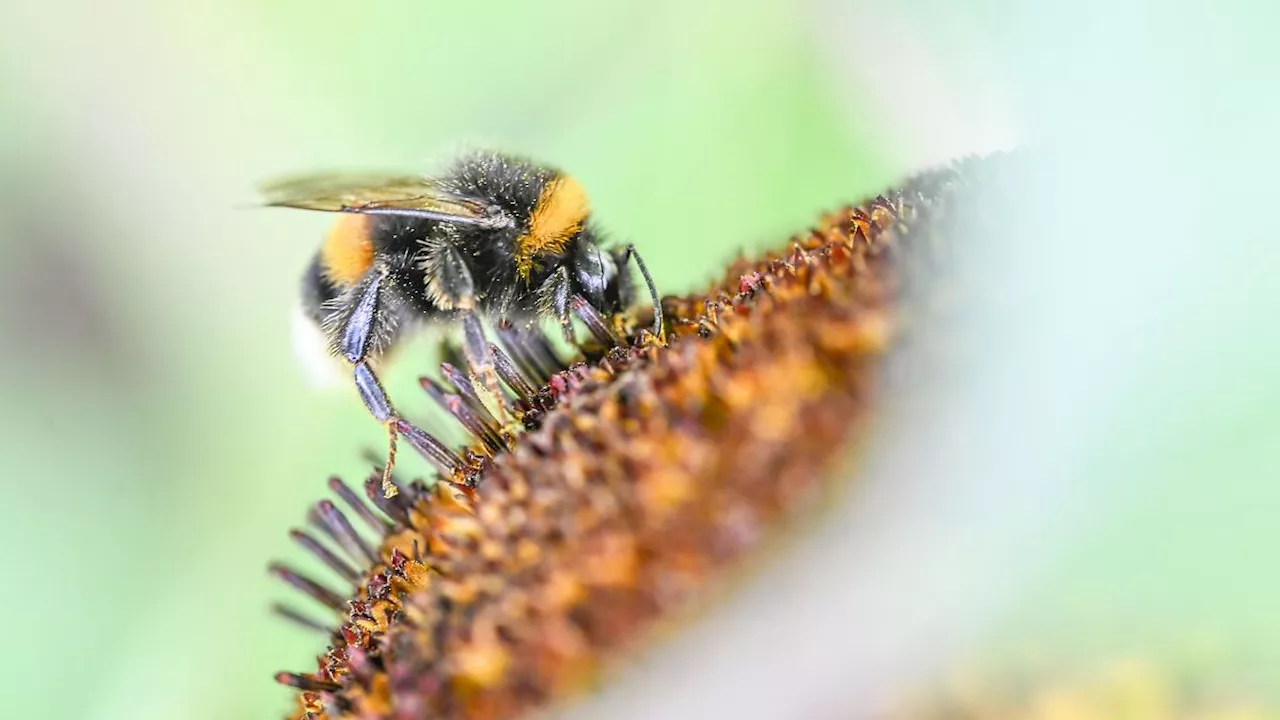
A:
262 150 662 492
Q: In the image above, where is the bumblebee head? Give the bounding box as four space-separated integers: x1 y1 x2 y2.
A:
565 229 630 315
512 170 631 315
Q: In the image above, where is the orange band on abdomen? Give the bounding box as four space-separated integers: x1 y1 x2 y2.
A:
321 214 375 286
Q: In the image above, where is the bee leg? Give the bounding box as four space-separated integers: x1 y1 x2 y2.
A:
343 271 463 496
349 362 402 498
460 310 508 422
622 244 664 340
350 360 464 496
424 241 508 420
541 265 575 344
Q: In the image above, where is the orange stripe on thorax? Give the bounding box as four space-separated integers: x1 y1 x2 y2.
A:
515 175 589 279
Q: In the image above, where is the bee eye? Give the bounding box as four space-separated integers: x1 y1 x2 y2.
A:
573 243 616 306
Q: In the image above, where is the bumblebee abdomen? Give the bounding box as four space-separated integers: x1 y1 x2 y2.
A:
319 214 375 286
300 254 343 325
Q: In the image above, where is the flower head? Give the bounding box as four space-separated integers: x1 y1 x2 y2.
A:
271 159 982 719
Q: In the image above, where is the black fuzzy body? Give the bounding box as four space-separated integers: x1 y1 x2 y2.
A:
300 152 633 359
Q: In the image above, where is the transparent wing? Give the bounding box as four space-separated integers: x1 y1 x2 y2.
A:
259 172 511 228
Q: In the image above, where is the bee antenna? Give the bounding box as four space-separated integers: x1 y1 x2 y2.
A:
623 244 663 340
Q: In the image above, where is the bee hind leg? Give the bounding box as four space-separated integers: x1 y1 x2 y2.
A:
351 361 463 497
342 270 462 496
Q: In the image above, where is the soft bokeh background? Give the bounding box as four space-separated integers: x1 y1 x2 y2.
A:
1 0 1275 718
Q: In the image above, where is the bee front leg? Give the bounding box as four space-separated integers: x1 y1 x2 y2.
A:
342 270 462 496
539 266 575 345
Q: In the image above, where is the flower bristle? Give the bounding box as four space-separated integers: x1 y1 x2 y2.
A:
270 158 984 720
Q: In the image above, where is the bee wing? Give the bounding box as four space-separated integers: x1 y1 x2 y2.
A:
259 172 512 228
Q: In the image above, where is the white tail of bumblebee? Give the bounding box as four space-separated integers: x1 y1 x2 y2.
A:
290 303 346 390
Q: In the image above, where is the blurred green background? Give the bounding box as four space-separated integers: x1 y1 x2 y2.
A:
2 0 1277 718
